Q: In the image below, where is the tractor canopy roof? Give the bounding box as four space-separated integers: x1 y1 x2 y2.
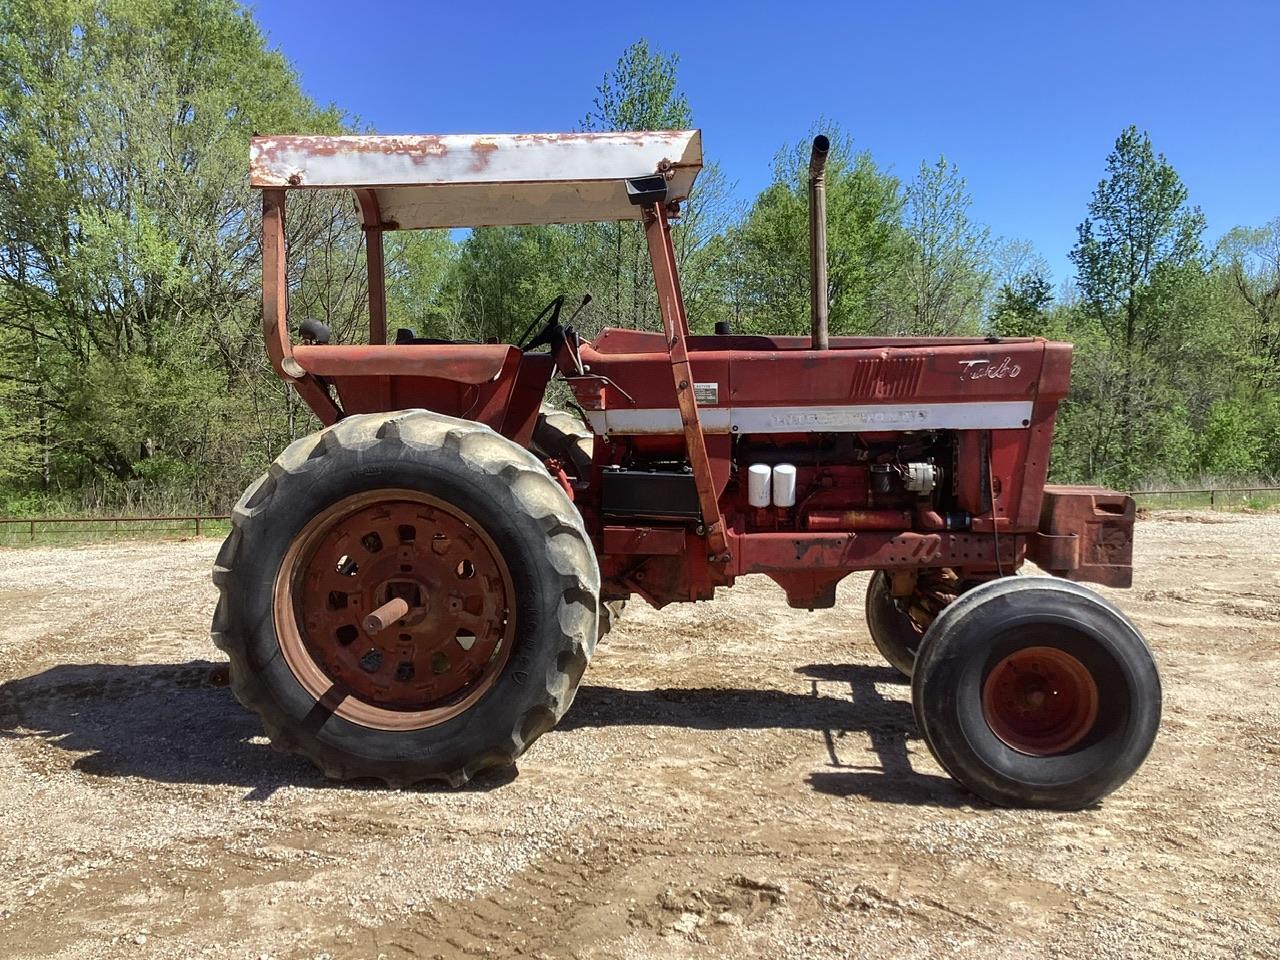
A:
249 130 702 229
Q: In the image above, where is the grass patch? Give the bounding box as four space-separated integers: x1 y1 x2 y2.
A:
1130 486 1280 512
0 516 231 547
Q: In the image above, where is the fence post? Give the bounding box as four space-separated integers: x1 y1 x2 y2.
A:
1210 489 1216 510
195 517 202 537
29 519 35 541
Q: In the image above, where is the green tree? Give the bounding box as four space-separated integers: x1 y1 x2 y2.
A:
989 271 1054 337
724 126 906 336
385 230 457 340
1189 220 1280 477
0 0 351 508
432 40 722 341
1071 127 1207 354
893 156 992 335
582 38 689 132
1194 397 1261 477
0 324 38 485
445 227 576 344
1217 219 1280 395
577 39 734 334
1063 126 1208 485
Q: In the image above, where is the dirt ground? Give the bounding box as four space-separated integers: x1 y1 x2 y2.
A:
0 512 1277 959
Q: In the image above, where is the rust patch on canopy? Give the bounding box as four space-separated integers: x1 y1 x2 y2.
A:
254 134 450 160
470 139 499 172
250 135 453 186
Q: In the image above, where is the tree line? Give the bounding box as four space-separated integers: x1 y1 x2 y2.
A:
1 0 1277 514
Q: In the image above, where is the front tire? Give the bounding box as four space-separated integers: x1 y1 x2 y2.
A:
864 571 926 678
211 410 600 786
912 577 1161 809
531 405 593 478
530 405 625 640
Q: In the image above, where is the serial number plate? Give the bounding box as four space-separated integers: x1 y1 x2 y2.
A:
693 382 719 404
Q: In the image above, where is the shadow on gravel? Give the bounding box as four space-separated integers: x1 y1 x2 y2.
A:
564 662 972 808
798 663 973 808
0 659 965 807
0 660 516 800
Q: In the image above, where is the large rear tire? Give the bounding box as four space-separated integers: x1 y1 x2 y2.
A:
912 577 1160 809
211 410 600 786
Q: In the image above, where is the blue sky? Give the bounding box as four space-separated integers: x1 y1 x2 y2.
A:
251 0 1279 285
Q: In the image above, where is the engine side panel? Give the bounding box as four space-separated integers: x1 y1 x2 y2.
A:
570 334 1122 608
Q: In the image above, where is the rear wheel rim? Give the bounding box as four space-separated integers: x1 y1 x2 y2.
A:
981 645 1100 756
273 489 516 731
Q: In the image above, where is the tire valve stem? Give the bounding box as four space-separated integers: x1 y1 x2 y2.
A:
363 598 410 635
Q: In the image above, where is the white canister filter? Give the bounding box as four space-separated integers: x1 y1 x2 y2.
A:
747 463 772 508
747 462 797 507
772 463 797 508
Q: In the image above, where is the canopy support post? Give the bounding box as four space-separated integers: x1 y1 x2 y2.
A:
262 189 292 374
261 188 341 425
642 204 730 565
355 189 387 345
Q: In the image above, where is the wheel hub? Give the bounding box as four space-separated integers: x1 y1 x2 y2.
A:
981 645 1100 756
373 578 429 626
274 491 515 731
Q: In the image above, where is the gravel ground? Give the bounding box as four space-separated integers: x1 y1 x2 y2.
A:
0 511 1277 959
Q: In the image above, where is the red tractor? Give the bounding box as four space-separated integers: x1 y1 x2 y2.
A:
215 130 1160 809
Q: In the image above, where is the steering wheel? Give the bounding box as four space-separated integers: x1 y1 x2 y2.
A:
516 295 565 351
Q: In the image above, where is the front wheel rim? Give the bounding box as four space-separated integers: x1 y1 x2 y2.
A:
981 645 1100 756
273 489 516 731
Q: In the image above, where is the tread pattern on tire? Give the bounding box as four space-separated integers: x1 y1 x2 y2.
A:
532 406 594 478
211 409 601 787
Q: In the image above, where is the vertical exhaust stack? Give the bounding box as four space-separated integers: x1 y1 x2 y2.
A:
808 134 831 350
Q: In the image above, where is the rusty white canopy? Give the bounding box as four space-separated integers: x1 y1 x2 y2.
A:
249 131 703 229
